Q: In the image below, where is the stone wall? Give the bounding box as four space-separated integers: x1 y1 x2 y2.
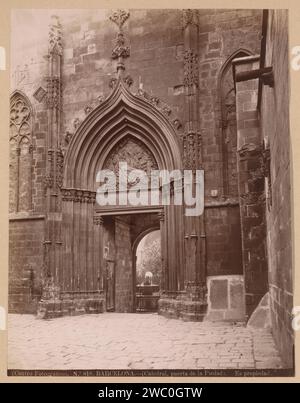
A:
9 217 44 313
198 10 262 282
234 56 269 318
62 10 184 136
260 10 293 368
9 9 270 319
198 9 262 199
205 205 243 276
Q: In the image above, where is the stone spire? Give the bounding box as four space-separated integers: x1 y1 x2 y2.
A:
109 9 130 77
48 15 63 56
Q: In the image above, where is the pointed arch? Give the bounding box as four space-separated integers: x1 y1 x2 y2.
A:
9 90 33 213
219 48 253 81
63 79 182 190
218 49 253 197
60 80 184 299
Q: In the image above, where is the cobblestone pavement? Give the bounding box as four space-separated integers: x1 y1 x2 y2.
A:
8 313 283 370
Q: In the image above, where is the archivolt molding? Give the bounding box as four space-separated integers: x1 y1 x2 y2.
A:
63 78 183 190
64 82 182 148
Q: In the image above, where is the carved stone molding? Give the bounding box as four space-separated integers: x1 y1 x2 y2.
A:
43 174 53 189
43 149 63 191
84 105 93 115
61 188 96 203
56 149 64 189
172 118 182 130
183 131 199 169
111 32 130 60
48 15 63 56
97 94 105 104
103 135 158 186
136 88 182 131
47 149 54 162
183 49 199 88
109 10 130 75
123 74 133 87
33 86 47 103
10 93 32 146
46 76 61 109
64 130 73 145
73 118 81 130
109 77 118 89
109 9 130 30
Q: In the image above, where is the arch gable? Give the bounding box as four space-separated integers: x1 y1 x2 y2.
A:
64 79 182 189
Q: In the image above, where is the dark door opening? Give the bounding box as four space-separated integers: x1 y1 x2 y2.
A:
135 230 161 313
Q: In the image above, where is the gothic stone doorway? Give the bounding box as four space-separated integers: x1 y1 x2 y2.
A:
101 212 160 313
39 80 186 320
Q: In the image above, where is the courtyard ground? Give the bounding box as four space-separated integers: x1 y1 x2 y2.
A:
8 313 283 370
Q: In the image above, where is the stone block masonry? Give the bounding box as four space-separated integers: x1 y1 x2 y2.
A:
9 217 45 313
8 9 294 370
259 10 293 368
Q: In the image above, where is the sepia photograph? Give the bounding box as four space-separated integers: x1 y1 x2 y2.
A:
7 8 294 376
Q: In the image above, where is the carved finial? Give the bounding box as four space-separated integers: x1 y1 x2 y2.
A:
111 32 130 61
109 9 130 30
109 10 130 77
48 15 63 55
